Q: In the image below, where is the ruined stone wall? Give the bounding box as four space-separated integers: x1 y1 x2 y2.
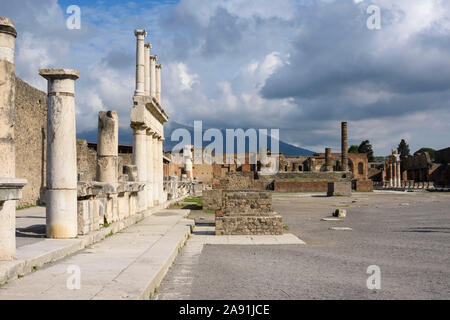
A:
77 139 97 182
354 180 374 192
274 181 330 192
14 77 47 206
193 163 213 184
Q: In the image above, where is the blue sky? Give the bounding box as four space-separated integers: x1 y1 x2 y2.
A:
2 0 450 155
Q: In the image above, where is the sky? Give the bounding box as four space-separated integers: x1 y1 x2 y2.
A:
2 0 450 155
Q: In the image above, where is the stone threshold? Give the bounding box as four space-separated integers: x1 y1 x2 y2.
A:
0 196 188 286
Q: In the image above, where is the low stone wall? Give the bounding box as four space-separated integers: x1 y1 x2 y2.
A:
216 215 282 235
327 181 352 196
77 181 144 235
274 181 330 192
355 180 373 192
220 191 272 215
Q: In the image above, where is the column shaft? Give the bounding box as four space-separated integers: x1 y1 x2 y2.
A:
40 68 79 238
134 29 147 96
132 125 147 210
97 111 118 182
341 122 348 171
146 130 153 208
153 135 159 205
150 55 157 99
144 43 151 96
0 17 18 259
158 138 164 203
156 64 162 104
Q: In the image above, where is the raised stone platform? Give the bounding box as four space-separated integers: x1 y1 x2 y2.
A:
327 181 352 197
215 190 283 236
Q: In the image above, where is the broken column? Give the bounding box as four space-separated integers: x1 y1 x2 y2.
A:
134 29 147 96
341 122 348 171
156 64 162 104
132 124 147 210
146 128 154 208
150 55 157 99
325 147 333 171
0 17 27 260
96 111 118 183
144 43 151 96
39 68 79 238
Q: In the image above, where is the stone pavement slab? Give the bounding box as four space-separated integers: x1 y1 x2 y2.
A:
0 209 193 300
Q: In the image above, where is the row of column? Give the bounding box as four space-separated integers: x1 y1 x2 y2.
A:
135 29 162 104
133 28 165 212
385 161 401 187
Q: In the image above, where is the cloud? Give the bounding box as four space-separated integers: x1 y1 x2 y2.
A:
2 0 450 155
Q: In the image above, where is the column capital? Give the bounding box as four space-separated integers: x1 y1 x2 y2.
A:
150 54 158 61
39 68 80 81
158 137 165 142
146 128 155 135
0 17 17 38
134 29 147 38
144 42 152 49
156 64 162 69
131 123 147 132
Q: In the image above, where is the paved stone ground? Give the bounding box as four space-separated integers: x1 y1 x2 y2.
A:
0 210 192 300
16 206 46 248
157 191 450 300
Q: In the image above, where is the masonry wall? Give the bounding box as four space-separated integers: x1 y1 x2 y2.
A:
274 181 330 192
14 77 47 206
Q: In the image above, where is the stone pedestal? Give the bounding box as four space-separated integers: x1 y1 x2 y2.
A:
97 111 118 183
215 191 282 235
40 68 79 238
327 181 351 197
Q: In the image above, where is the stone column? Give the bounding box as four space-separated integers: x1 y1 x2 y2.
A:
158 137 165 203
184 145 193 179
341 122 348 171
132 124 147 211
156 64 162 104
96 111 118 182
134 29 147 97
0 17 26 260
325 148 332 172
39 68 79 238
389 162 393 187
144 43 151 96
146 129 154 208
396 162 401 187
153 134 160 205
150 55 157 99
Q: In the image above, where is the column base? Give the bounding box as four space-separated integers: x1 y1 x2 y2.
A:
46 189 78 239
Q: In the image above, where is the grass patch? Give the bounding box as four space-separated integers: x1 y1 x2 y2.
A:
283 225 289 231
184 197 203 207
16 205 37 211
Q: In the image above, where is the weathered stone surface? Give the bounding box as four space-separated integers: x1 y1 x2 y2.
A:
215 215 283 236
203 189 222 211
333 209 347 218
327 181 351 197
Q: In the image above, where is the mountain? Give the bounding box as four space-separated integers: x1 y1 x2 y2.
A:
77 121 315 156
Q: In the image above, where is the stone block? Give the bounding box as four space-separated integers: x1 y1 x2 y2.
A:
333 209 347 218
327 181 351 197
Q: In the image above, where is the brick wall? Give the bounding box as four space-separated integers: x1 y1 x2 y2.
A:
274 181 330 192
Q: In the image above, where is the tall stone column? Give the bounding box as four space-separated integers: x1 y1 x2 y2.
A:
397 162 401 187
96 111 118 182
341 122 348 172
132 124 147 211
144 43 151 96
325 148 332 172
0 17 26 260
389 162 393 187
39 68 79 238
150 55 157 99
152 134 160 205
134 29 147 97
156 64 162 104
146 129 154 208
158 137 165 203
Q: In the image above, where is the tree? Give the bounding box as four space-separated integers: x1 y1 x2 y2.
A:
414 148 436 161
348 145 359 153
397 139 410 158
358 140 374 162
